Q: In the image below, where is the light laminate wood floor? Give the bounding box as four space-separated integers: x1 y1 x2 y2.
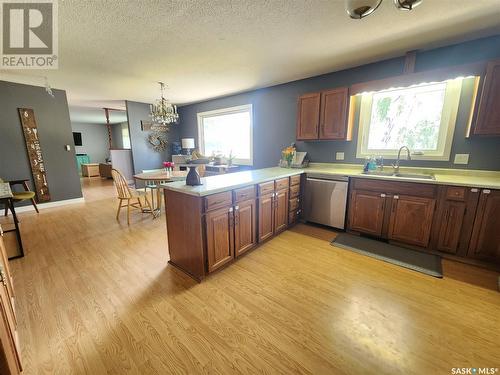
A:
4 178 500 375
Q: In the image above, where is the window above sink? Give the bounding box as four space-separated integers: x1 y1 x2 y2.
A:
355 77 476 161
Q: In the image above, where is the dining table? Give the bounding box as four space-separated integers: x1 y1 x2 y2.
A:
133 170 187 218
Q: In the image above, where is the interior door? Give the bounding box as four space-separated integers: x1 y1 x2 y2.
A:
468 189 500 262
205 207 234 272
258 193 274 242
319 87 349 140
348 190 386 237
234 199 257 257
274 190 289 234
296 93 321 140
388 195 435 247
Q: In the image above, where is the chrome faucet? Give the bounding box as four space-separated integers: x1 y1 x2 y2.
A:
392 146 411 174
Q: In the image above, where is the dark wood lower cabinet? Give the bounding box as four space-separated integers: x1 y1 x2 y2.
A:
348 190 386 237
468 189 500 263
274 189 289 234
258 193 274 242
388 195 435 248
205 207 234 273
234 199 257 256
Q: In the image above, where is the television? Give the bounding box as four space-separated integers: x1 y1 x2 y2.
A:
73 132 82 146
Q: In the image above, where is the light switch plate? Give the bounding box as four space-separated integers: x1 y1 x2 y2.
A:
336 152 345 161
454 153 469 165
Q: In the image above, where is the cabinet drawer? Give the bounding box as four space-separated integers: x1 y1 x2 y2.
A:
290 174 301 186
289 197 300 212
204 191 233 212
289 208 301 225
352 178 437 198
258 181 275 196
275 177 289 191
290 184 300 198
445 186 466 201
233 185 256 203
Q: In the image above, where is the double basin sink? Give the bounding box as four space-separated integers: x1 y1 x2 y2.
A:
362 170 436 180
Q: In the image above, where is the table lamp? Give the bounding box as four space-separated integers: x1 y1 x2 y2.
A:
181 138 195 155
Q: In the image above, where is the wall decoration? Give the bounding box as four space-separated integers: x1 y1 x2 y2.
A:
147 131 168 153
17 108 51 202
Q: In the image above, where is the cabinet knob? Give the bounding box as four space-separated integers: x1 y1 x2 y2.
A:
470 188 479 193
380 193 386 198
483 189 491 195
229 207 233 213
234 205 239 210
393 195 399 200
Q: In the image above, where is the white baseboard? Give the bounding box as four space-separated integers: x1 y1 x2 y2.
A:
13 197 85 213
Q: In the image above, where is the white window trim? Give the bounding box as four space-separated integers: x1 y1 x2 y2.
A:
356 79 463 161
197 104 253 166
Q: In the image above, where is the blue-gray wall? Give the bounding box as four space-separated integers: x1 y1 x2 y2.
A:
0 80 82 202
125 100 180 173
71 122 110 164
178 34 500 171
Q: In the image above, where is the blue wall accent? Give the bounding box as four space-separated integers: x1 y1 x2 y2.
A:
178 35 500 171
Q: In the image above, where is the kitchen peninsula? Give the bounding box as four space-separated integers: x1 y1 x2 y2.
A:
162 164 500 281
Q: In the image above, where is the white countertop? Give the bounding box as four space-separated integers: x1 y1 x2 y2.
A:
160 163 500 197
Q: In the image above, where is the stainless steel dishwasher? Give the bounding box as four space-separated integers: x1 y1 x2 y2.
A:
303 174 349 229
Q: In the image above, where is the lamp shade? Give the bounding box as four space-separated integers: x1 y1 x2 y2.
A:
181 138 195 149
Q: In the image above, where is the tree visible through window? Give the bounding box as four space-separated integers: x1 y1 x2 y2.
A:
197 105 253 165
357 78 466 161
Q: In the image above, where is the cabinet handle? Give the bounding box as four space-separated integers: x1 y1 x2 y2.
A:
380 193 386 198
470 188 479 193
229 207 233 213
483 189 491 194
234 205 239 210
393 195 399 200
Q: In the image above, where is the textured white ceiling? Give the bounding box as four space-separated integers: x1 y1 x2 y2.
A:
1 0 499 107
69 105 128 125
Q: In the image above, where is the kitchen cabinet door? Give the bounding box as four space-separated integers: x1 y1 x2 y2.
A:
259 193 274 242
205 207 234 273
348 190 386 237
234 199 257 257
468 189 500 262
434 200 466 254
319 87 349 140
296 93 321 140
274 190 289 234
474 60 500 136
388 195 435 247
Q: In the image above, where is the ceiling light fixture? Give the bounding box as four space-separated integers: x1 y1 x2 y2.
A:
149 82 179 127
346 0 422 19
345 0 383 19
394 0 422 10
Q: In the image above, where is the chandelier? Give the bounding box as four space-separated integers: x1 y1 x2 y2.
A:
149 82 179 126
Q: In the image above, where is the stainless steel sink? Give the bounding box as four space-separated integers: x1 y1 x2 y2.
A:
362 171 435 180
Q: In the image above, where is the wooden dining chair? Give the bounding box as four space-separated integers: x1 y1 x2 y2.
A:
0 178 38 216
111 168 152 225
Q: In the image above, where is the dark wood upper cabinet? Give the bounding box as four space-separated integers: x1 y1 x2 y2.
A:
274 189 289 234
319 87 349 140
297 87 350 141
388 195 435 248
205 207 234 273
296 93 321 140
234 199 257 257
474 60 500 136
468 189 500 262
348 190 386 237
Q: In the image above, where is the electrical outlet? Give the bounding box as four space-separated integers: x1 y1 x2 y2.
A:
336 152 345 161
454 154 469 165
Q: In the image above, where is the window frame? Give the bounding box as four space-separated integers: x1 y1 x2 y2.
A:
355 78 463 161
197 104 254 166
